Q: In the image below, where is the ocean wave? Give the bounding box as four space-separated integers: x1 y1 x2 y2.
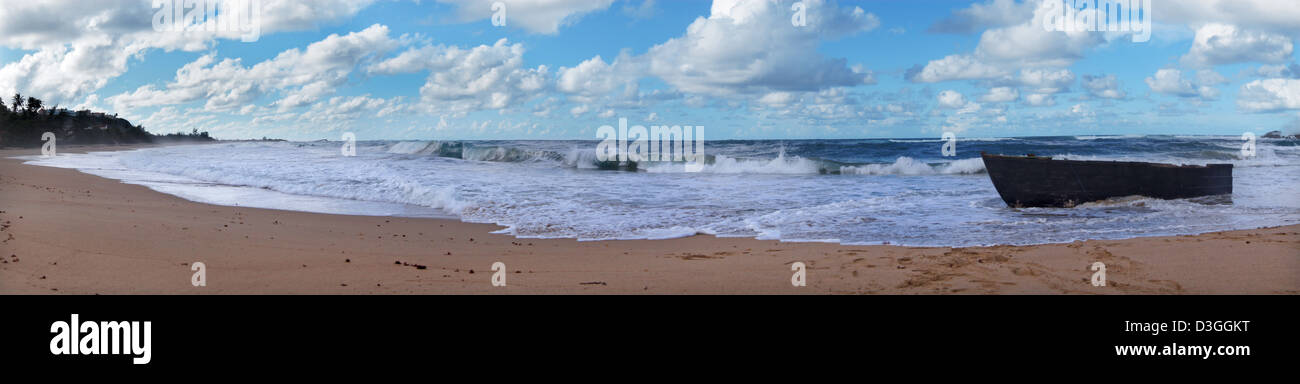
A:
840 157 985 175
888 137 1018 143
386 141 434 154
562 148 643 170
462 146 563 163
609 150 987 176
23 138 1300 247
644 152 824 174
388 141 563 163
1073 134 1146 140
386 140 464 158
115 151 474 216
398 139 1020 175
381 138 1295 176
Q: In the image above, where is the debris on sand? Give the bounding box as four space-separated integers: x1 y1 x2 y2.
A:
395 261 428 270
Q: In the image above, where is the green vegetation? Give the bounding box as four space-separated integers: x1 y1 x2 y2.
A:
0 93 215 147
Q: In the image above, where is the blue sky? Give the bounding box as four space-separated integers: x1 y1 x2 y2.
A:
2 0 1299 140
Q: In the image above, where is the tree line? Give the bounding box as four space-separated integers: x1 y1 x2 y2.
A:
0 93 50 119
0 92 214 147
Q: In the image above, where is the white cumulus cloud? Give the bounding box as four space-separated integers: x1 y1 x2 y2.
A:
369 38 551 115
937 90 969 108
1081 74 1126 99
1145 68 1222 100
1181 23 1293 68
109 24 397 113
0 0 378 105
1238 78 1300 112
978 87 1019 103
645 0 879 96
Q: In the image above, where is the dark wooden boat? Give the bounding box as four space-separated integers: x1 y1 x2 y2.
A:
981 153 1233 208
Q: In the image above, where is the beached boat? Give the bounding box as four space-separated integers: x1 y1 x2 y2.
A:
981 153 1233 208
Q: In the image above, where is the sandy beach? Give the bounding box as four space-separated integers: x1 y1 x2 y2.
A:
0 144 1296 294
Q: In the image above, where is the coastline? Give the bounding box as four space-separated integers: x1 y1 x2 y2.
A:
1 145 1296 294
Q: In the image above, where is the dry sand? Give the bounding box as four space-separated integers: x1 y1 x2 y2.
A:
1 145 1296 294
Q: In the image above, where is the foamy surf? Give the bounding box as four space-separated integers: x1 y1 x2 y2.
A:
17 136 1300 246
840 157 985 175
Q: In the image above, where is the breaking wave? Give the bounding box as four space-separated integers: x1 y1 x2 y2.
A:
18 135 1300 246
388 141 985 176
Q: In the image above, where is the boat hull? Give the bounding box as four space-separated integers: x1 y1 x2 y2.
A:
981 153 1233 208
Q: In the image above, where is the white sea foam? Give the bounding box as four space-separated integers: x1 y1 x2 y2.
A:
840 157 985 175
888 137 1018 143
644 152 821 174
1073 134 1146 140
15 137 1300 247
387 141 433 154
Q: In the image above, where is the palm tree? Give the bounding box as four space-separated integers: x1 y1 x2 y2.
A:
11 93 22 111
25 96 42 117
